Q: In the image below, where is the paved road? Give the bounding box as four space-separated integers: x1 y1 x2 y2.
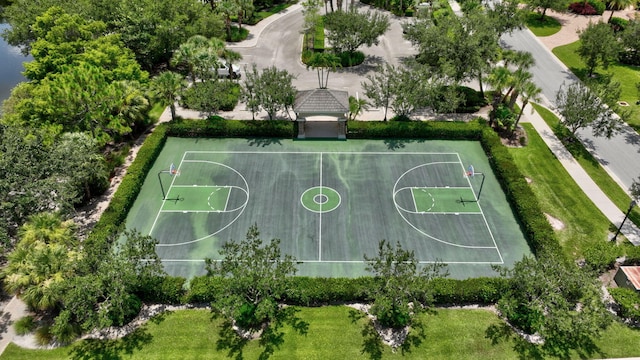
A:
501 29 640 191
229 3 416 100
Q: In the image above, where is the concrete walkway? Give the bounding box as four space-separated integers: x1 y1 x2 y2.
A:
0 296 28 355
520 103 640 245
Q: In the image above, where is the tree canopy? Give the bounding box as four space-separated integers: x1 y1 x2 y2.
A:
324 9 390 55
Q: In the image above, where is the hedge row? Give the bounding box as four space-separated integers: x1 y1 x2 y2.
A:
347 120 483 140
90 119 561 304
86 124 168 247
478 127 561 257
166 118 294 138
184 276 509 306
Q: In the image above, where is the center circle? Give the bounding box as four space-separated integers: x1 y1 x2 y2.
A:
314 194 329 204
301 186 341 213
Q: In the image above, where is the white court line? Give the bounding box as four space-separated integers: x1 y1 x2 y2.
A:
149 152 188 235
185 150 462 155
411 188 419 212
318 152 323 262
457 154 504 264
159 259 504 264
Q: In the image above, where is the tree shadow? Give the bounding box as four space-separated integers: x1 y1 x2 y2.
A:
485 323 545 360
0 311 12 341
383 138 425 150
216 319 249 360
485 321 606 360
69 326 153 360
216 307 309 360
246 138 283 147
348 308 426 360
349 309 383 360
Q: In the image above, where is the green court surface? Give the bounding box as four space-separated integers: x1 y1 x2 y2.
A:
125 138 531 279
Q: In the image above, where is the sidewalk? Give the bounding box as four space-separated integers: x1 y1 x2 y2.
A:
521 104 640 245
0 296 28 355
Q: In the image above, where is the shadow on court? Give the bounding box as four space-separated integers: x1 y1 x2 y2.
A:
383 138 426 150
246 138 283 147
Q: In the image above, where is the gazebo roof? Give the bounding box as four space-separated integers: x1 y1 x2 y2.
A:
294 89 349 115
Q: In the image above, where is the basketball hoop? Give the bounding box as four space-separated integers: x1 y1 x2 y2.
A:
169 163 181 176
464 165 475 178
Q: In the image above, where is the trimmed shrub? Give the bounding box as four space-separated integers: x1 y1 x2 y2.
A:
136 276 187 304
610 287 640 322
609 16 629 32
167 118 294 138
428 277 510 304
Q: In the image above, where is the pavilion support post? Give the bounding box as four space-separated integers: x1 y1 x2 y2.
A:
338 117 346 140
297 117 306 139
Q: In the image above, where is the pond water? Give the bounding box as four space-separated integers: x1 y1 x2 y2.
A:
0 22 32 105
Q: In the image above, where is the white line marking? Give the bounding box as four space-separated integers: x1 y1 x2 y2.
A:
319 152 322 262
185 151 461 155
159 259 504 265
149 152 188 235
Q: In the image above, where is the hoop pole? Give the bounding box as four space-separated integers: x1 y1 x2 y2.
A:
476 172 486 200
158 171 167 200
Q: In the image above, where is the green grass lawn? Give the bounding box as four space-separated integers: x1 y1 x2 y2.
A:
509 123 612 258
552 41 640 131
526 11 562 37
532 103 640 233
4 307 640 359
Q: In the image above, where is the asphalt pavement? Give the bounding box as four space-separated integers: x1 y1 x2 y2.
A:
501 29 640 191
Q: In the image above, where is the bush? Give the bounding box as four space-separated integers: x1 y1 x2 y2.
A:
167 118 293 138
455 86 487 113
14 316 36 335
583 240 620 273
609 16 629 32
337 51 365 67
35 325 53 346
610 287 640 322
498 296 544 334
180 81 241 113
229 26 250 42
136 276 187 304
569 0 605 14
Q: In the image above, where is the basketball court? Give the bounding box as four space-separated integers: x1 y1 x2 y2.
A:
125 138 531 279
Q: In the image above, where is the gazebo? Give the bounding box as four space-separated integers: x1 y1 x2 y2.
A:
294 89 349 139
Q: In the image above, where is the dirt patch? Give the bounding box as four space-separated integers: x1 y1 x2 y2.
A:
545 213 565 230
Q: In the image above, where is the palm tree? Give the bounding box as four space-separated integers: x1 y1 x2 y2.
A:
237 0 255 30
513 79 542 133
4 213 80 311
221 49 243 79
608 0 634 22
150 71 187 121
306 52 342 88
485 66 512 126
348 95 370 120
218 0 241 41
171 40 200 84
18 212 76 247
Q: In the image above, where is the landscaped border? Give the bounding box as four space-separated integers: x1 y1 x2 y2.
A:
87 118 561 305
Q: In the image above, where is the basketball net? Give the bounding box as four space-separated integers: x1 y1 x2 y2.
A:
169 163 180 176
464 165 474 178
